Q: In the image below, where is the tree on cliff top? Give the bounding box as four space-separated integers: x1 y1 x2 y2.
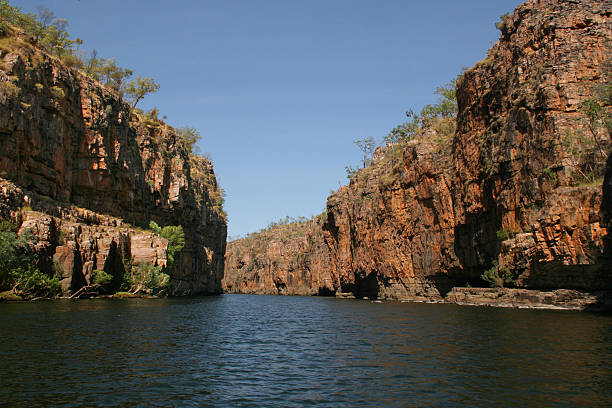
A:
176 127 202 154
1 2 160 106
126 76 160 109
383 80 457 145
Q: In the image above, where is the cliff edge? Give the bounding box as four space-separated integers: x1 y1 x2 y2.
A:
0 25 227 296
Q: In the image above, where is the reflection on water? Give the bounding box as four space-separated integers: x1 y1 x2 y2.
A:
1 295 611 407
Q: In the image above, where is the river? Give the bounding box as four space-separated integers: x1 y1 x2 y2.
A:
1 295 611 407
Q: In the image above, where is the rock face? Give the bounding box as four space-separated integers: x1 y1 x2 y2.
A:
324 0 611 299
226 0 611 302
324 141 459 300
223 215 332 295
452 0 611 287
0 28 226 295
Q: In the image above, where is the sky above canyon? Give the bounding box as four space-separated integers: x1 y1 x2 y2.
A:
19 0 523 238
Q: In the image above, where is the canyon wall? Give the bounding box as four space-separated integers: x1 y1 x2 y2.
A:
0 26 226 295
325 0 611 299
225 0 611 300
223 215 332 295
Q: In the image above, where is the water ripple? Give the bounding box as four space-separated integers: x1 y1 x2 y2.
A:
0 295 611 407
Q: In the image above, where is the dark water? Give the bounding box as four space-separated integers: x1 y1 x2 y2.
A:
1 295 611 407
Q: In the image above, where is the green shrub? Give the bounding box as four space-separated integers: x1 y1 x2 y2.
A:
481 261 515 288
50 85 64 99
10 266 61 298
0 80 19 99
495 12 510 31
176 126 201 154
161 225 185 268
0 223 61 298
543 168 557 184
131 262 169 293
148 220 161 234
0 220 17 233
0 226 39 290
495 228 510 241
92 269 112 287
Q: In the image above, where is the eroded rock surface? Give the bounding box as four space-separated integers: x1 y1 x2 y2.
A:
0 29 226 295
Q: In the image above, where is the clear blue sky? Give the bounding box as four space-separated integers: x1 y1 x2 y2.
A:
18 0 523 238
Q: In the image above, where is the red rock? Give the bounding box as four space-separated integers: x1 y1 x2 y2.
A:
0 28 226 295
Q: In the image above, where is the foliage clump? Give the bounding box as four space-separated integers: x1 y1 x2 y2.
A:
481 261 515 288
0 220 61 299
0 1 159 107
176 126 202 154
148 221 185 269
383 81 457 146
161 225 185 268
92 269 112 287
495 228 510 242
494 12 510 32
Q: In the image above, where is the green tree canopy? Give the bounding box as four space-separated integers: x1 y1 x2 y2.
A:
176 126 202 154
160 225 185 268
126 76 160 109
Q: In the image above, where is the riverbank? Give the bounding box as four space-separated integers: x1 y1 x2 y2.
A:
0 291 162 301
3 286 610 313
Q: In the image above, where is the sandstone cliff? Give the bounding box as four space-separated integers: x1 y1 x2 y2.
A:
324 0 611 299
224 0 611 302
0 26 226 295
223 215 332 295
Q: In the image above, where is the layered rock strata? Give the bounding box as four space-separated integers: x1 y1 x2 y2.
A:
0 27 226 295
444 287 610 312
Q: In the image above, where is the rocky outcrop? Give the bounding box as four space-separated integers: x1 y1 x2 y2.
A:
0 27 226 295
324 141 459 300
223 215 332 296
322 0 611 301
444 287 610 311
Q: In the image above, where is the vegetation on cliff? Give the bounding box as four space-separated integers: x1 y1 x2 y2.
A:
0 220 60 299
345 80 457 185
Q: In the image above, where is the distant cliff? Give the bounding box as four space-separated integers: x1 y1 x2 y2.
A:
224 0 611 302
0 25 226 295
223 215 332 295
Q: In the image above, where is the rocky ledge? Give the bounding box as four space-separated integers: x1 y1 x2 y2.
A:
444 287 611 312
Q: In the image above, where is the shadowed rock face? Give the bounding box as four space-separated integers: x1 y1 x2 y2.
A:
0 29 226 295
226 0 611 300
